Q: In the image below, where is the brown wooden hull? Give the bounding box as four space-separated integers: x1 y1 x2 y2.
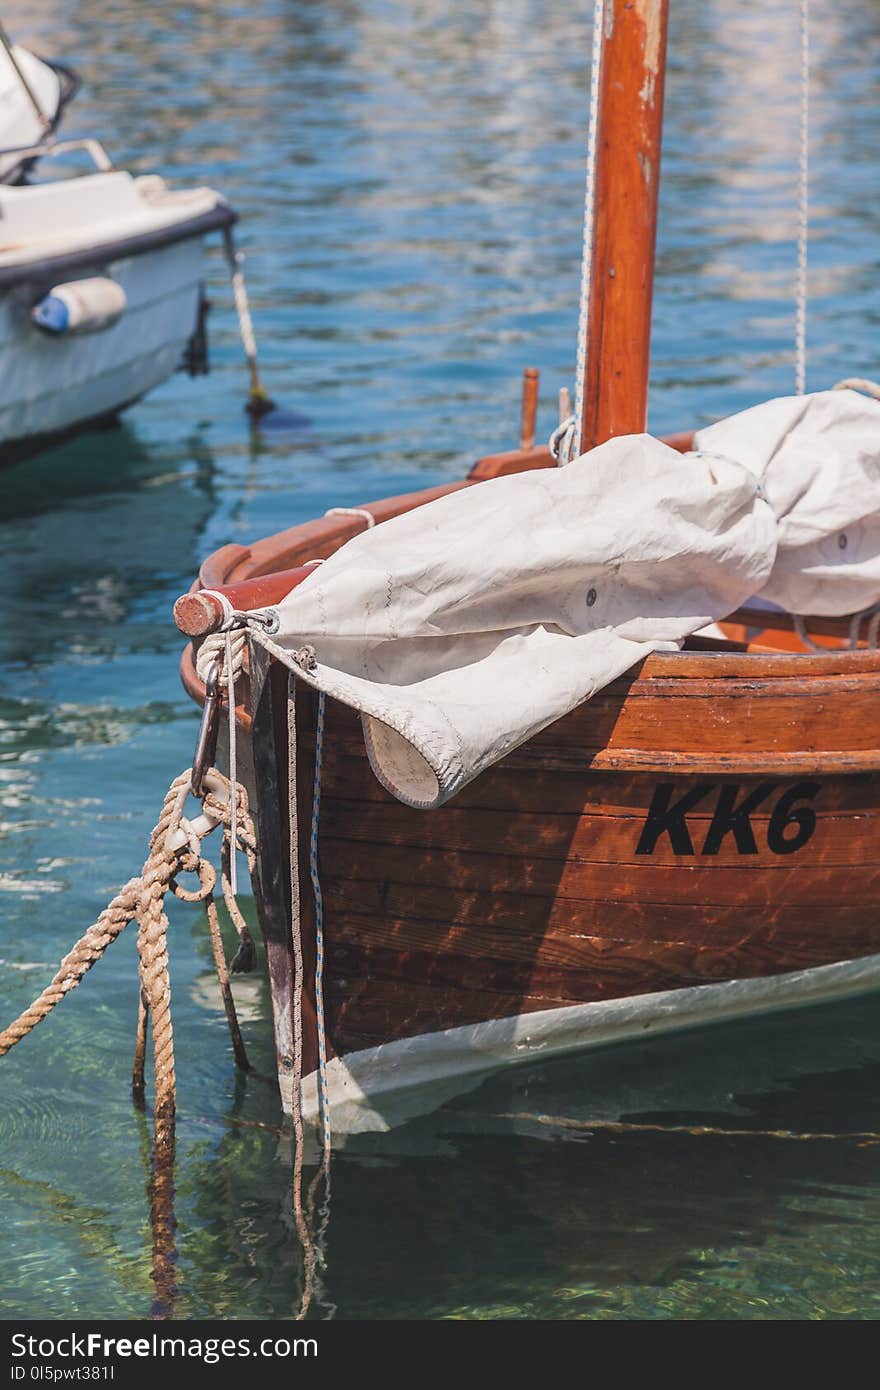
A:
180 474 880 1130
292 674 880 1056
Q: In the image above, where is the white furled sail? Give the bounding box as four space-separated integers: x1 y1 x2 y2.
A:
695 390 880 616
259 390 880 808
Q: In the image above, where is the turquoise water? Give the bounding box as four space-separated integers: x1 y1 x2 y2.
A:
2 0 880 1320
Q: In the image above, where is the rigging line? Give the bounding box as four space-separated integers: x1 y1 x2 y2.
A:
286 674 317 1321
569 0 607 460
795 0 809 395
225 629 238 896
309 690 332 1164
569 0 608 464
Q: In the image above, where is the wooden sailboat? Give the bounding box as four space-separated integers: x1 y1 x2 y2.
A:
175 0 880 1133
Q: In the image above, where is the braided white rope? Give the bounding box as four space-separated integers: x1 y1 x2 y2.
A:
192 590 258 894
324 507 376 529
194 592 246 682
564 0 607 465
834 377 880 400
224 630 240 894
285 674 311 1291
309 690 332 1161
795 0 809 395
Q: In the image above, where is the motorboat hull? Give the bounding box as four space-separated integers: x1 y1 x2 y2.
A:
0 204 232 459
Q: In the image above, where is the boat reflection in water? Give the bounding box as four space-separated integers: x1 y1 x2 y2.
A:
0 427 219 904
171 982 880 1318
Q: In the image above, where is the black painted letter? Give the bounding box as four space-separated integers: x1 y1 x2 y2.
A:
635 783 715 855
700 783 776 855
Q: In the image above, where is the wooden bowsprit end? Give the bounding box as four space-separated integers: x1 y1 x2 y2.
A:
173 566 320 637
173 591 225 637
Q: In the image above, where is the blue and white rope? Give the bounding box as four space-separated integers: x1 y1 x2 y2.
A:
563 0 607 464
309 689 332 1160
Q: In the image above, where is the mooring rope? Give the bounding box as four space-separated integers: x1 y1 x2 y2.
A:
194 598 249 896
285 673 318 1320
0 769 256 1148
309 690 332 1164
284 667 334 1321
221 225 274 416
1 623 333 1314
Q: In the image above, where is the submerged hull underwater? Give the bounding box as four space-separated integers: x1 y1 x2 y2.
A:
180 476 880 1134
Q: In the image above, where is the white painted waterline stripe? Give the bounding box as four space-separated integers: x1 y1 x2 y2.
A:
294 951 880 1135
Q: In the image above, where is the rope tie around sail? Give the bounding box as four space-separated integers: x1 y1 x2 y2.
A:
549 413 576 462
324 506 376 530
834 378 880 401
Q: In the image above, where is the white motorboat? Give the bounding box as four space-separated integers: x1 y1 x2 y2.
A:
0 36 78 183
0 142 241 462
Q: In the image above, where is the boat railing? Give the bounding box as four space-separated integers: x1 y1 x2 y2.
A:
0 136 113 173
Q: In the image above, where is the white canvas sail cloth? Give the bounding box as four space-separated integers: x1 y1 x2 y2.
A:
254 389 880 808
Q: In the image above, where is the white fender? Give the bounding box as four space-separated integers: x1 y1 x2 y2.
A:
31 276 127 335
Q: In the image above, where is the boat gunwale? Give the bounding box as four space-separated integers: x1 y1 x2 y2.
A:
0 200 236 288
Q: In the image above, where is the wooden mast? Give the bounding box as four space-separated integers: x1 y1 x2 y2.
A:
579 0 670 453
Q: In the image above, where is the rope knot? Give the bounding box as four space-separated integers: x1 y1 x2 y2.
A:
292 644 318 672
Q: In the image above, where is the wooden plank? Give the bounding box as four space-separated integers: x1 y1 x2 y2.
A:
317 745 880 816
320 849 880 915
324 900 880 966
319 796 880 869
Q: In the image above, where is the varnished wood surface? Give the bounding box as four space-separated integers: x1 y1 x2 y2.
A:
580 0 669 450
285 690 880 1058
